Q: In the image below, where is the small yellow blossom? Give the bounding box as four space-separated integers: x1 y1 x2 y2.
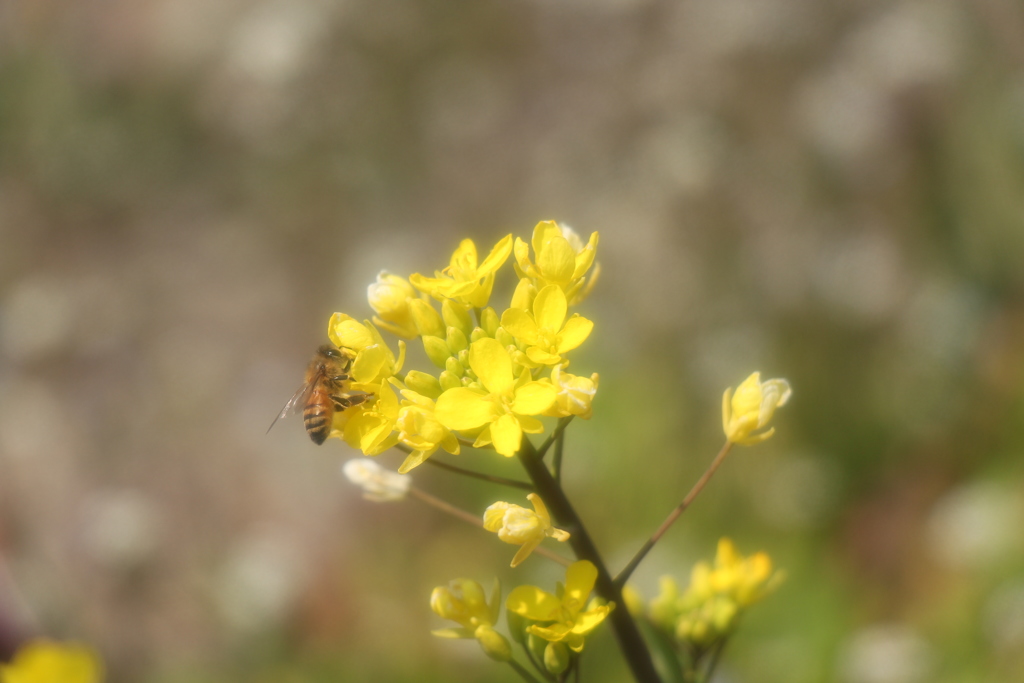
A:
431 578 512 662
513 221 599 305
505 560 612 653
393 388 460 473
434 338 556 457
340 379 399 454
410 235 513 308
367 272 421 339
662 538 783 647
500 285 594 367
341 458 411 502
722 372 791 445
327 314 406 389
483 493 570 567
0 640 102 683
543 365 599 419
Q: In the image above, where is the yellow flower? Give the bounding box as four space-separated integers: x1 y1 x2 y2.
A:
340 379 399 454
367 272 421 339
393 388 460 473
410 235 513 308
543 365 599 419
671 538 783 647
500 285 594 367
483 493 569 567
327 314 406 389
505 561 612 653
434 338 557 457
0 640 102 683
722 372 791 445
431 578 511 662
513 221 599 305
342 458 411 502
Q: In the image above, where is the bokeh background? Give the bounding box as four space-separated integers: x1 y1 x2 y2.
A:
2 0 1024 681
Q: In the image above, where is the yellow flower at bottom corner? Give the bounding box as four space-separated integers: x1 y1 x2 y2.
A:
430 578 512 662
0 640 102 683
434 338 556 457
722 372 791 445
505 560 612 653
484 493 570 567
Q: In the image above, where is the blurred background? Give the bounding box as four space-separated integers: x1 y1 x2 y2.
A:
2 0 1024 681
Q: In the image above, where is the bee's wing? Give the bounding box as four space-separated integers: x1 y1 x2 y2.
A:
266 379 317 434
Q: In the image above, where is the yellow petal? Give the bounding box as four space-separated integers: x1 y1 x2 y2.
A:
512 381 557 415
571 605 612 635
328 313 375 350
531 221 562 259
352 345 387 383
571 232 599 279
469 338 514 396
477 234 514 275
556 315 593 353
537 236 576 283
435 387 495 430
564 561 598 604
527 493 551 524
491 413 523 456
533 285 567 332
451 239 480 271
507 586 562 620
501 308 541 345
510 538 541 567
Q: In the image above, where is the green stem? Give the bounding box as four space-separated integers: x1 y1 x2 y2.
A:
698 637 728 683
509 659 547 683
537 417 574 460
553 421 567 483
517 437 661 683
614 442 733 587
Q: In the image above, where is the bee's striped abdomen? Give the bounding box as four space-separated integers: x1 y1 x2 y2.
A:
303 390 332 445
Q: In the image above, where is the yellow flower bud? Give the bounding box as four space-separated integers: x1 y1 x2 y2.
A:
544 365 599 419
368 272 420 339
474 625 512 662
544 642 570 674
0 640 102 683
722 372 792 445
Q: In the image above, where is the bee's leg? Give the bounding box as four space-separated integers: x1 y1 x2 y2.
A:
330 392 371 410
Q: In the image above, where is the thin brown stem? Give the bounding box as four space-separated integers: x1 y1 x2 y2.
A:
408 487 571 567
393 443 534 490
614 442 734 587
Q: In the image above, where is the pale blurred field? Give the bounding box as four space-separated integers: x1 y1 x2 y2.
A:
1 1 1024 682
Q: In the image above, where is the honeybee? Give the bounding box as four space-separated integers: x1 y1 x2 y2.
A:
270 344 371 444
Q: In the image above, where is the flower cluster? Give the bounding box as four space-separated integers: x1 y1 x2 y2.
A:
324 222 791 681
323 221 600 473
641 538 784 649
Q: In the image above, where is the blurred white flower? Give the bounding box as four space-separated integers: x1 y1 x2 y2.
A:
216 531 306 634
839 624 935 683
342 458 411 502
81 490 162 569
926 480 1024 571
